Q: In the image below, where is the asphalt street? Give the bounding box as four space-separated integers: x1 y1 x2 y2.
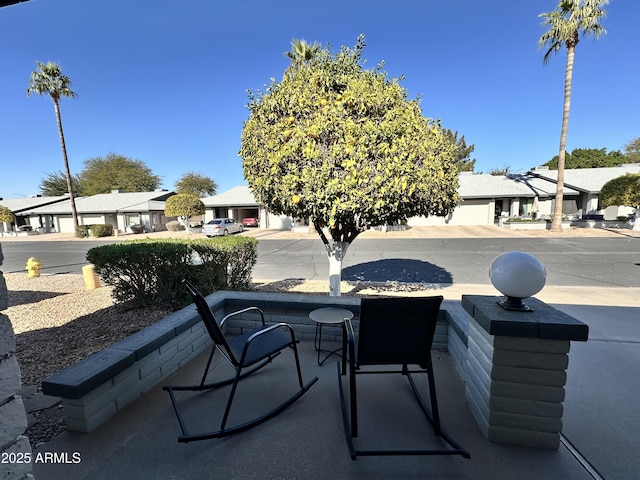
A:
2 236 639 287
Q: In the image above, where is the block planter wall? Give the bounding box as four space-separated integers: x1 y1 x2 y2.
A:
0 244 33 480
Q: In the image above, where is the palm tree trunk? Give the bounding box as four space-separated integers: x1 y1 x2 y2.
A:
550 44 575 232
53 99 79 229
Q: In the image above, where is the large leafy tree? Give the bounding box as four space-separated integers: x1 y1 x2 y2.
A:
40 170 82 196
443 128 476 172
538 0 608 231
164 193 205 233
27 61 79 228
599 173 640 230
544 147 627 169
0 206 13 225
623 137 640 163
240 36 459 295
79 153 161 195
175 171 218 197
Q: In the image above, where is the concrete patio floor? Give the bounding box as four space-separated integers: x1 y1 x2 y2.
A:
31 297 639 480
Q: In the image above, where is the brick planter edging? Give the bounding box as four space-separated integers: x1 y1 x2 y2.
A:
41 290 454 433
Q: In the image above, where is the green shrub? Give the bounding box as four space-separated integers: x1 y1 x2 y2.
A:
90 224 114 237
75 225 90 238
166 220 184 232
86 237 258 309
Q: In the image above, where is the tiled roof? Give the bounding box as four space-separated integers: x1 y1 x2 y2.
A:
202 186 258 207
21 191 175 214
458 173 578 198
0 195 69 213
529 165 640 193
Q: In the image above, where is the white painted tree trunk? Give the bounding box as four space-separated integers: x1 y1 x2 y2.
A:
633 214 640 231
178 216 193 234
325 241 349 296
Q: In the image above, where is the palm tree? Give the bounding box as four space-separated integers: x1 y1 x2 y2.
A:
27 61 79 229
538 0 608 231
285 38 321 69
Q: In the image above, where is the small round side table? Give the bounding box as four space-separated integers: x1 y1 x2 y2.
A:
309 307 354 367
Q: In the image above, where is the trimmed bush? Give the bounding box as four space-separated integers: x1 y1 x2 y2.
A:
75 225 90 238
166 221 184 232
90 224 114 237
86 236 258 309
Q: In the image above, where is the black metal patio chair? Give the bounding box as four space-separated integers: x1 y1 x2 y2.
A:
337 296 470 460
163 280 318 443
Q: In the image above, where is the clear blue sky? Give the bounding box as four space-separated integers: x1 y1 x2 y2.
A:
1 0 637 199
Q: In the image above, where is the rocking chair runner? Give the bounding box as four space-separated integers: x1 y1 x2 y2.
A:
338 296 470 460
163 280 318 443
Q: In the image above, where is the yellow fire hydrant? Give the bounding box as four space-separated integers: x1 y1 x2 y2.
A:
26 257 43 278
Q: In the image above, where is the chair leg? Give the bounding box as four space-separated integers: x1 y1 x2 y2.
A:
289 341 305 388
199 345 217 387
220 366 244 431
349 361 358 438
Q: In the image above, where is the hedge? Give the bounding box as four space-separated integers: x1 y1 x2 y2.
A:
86 236 258 309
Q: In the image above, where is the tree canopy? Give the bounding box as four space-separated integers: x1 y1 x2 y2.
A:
543 148 627 169
599 173 640 209
0 205 13 224
443 129 475 172
599 173 640 231
175 171 218 197
79 153 161 195
164 193 205 233
39 170 82 196
623 137 640 163
240 35 459 294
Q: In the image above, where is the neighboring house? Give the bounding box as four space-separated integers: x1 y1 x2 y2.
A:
407 172 579 227
19 190 176 234
206 166 637 230
201 186 266 225
0 195 69 234
528 164 640 220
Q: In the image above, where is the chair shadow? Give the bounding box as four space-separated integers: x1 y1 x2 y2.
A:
343 259 453 284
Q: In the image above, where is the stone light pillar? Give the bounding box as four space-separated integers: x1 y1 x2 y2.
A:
461 295 588 450
0 243 34 479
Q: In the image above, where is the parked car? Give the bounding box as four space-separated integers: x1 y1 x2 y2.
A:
202 218 244 237
242 217 259 228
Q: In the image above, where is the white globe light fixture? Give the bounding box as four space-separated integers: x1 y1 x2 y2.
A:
489 251 547 312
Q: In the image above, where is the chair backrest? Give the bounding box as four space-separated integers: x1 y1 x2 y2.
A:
357 296 443 368
183 280 237 364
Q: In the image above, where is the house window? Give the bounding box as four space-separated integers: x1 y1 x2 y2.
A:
126 214 141 226
519 199 534 217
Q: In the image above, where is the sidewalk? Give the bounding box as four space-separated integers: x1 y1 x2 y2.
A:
2 224 639 242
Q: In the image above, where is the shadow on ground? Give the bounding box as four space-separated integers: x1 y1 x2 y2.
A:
343 259 453 284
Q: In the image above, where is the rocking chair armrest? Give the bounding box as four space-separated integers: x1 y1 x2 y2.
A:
246 322 296 345
221 306 266 327
344 318 357 367
237 323 297 364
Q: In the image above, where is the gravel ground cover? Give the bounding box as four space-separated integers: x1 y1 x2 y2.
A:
3 273 172 446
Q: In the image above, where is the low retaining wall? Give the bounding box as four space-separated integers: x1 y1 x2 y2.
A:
42 290 451 433
41 290 587 451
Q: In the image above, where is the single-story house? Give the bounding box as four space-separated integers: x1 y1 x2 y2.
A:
528 164 640 220
201 186 266 225
203 165 639 230
0 195 69 234
17 190 176 234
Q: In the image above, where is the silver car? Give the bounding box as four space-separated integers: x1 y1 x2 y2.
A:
202 218 244 237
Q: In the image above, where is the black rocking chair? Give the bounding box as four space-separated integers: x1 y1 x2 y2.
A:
163 280 318 443
337 296 470 460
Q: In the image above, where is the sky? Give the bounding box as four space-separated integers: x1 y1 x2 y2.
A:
1 0 638 199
